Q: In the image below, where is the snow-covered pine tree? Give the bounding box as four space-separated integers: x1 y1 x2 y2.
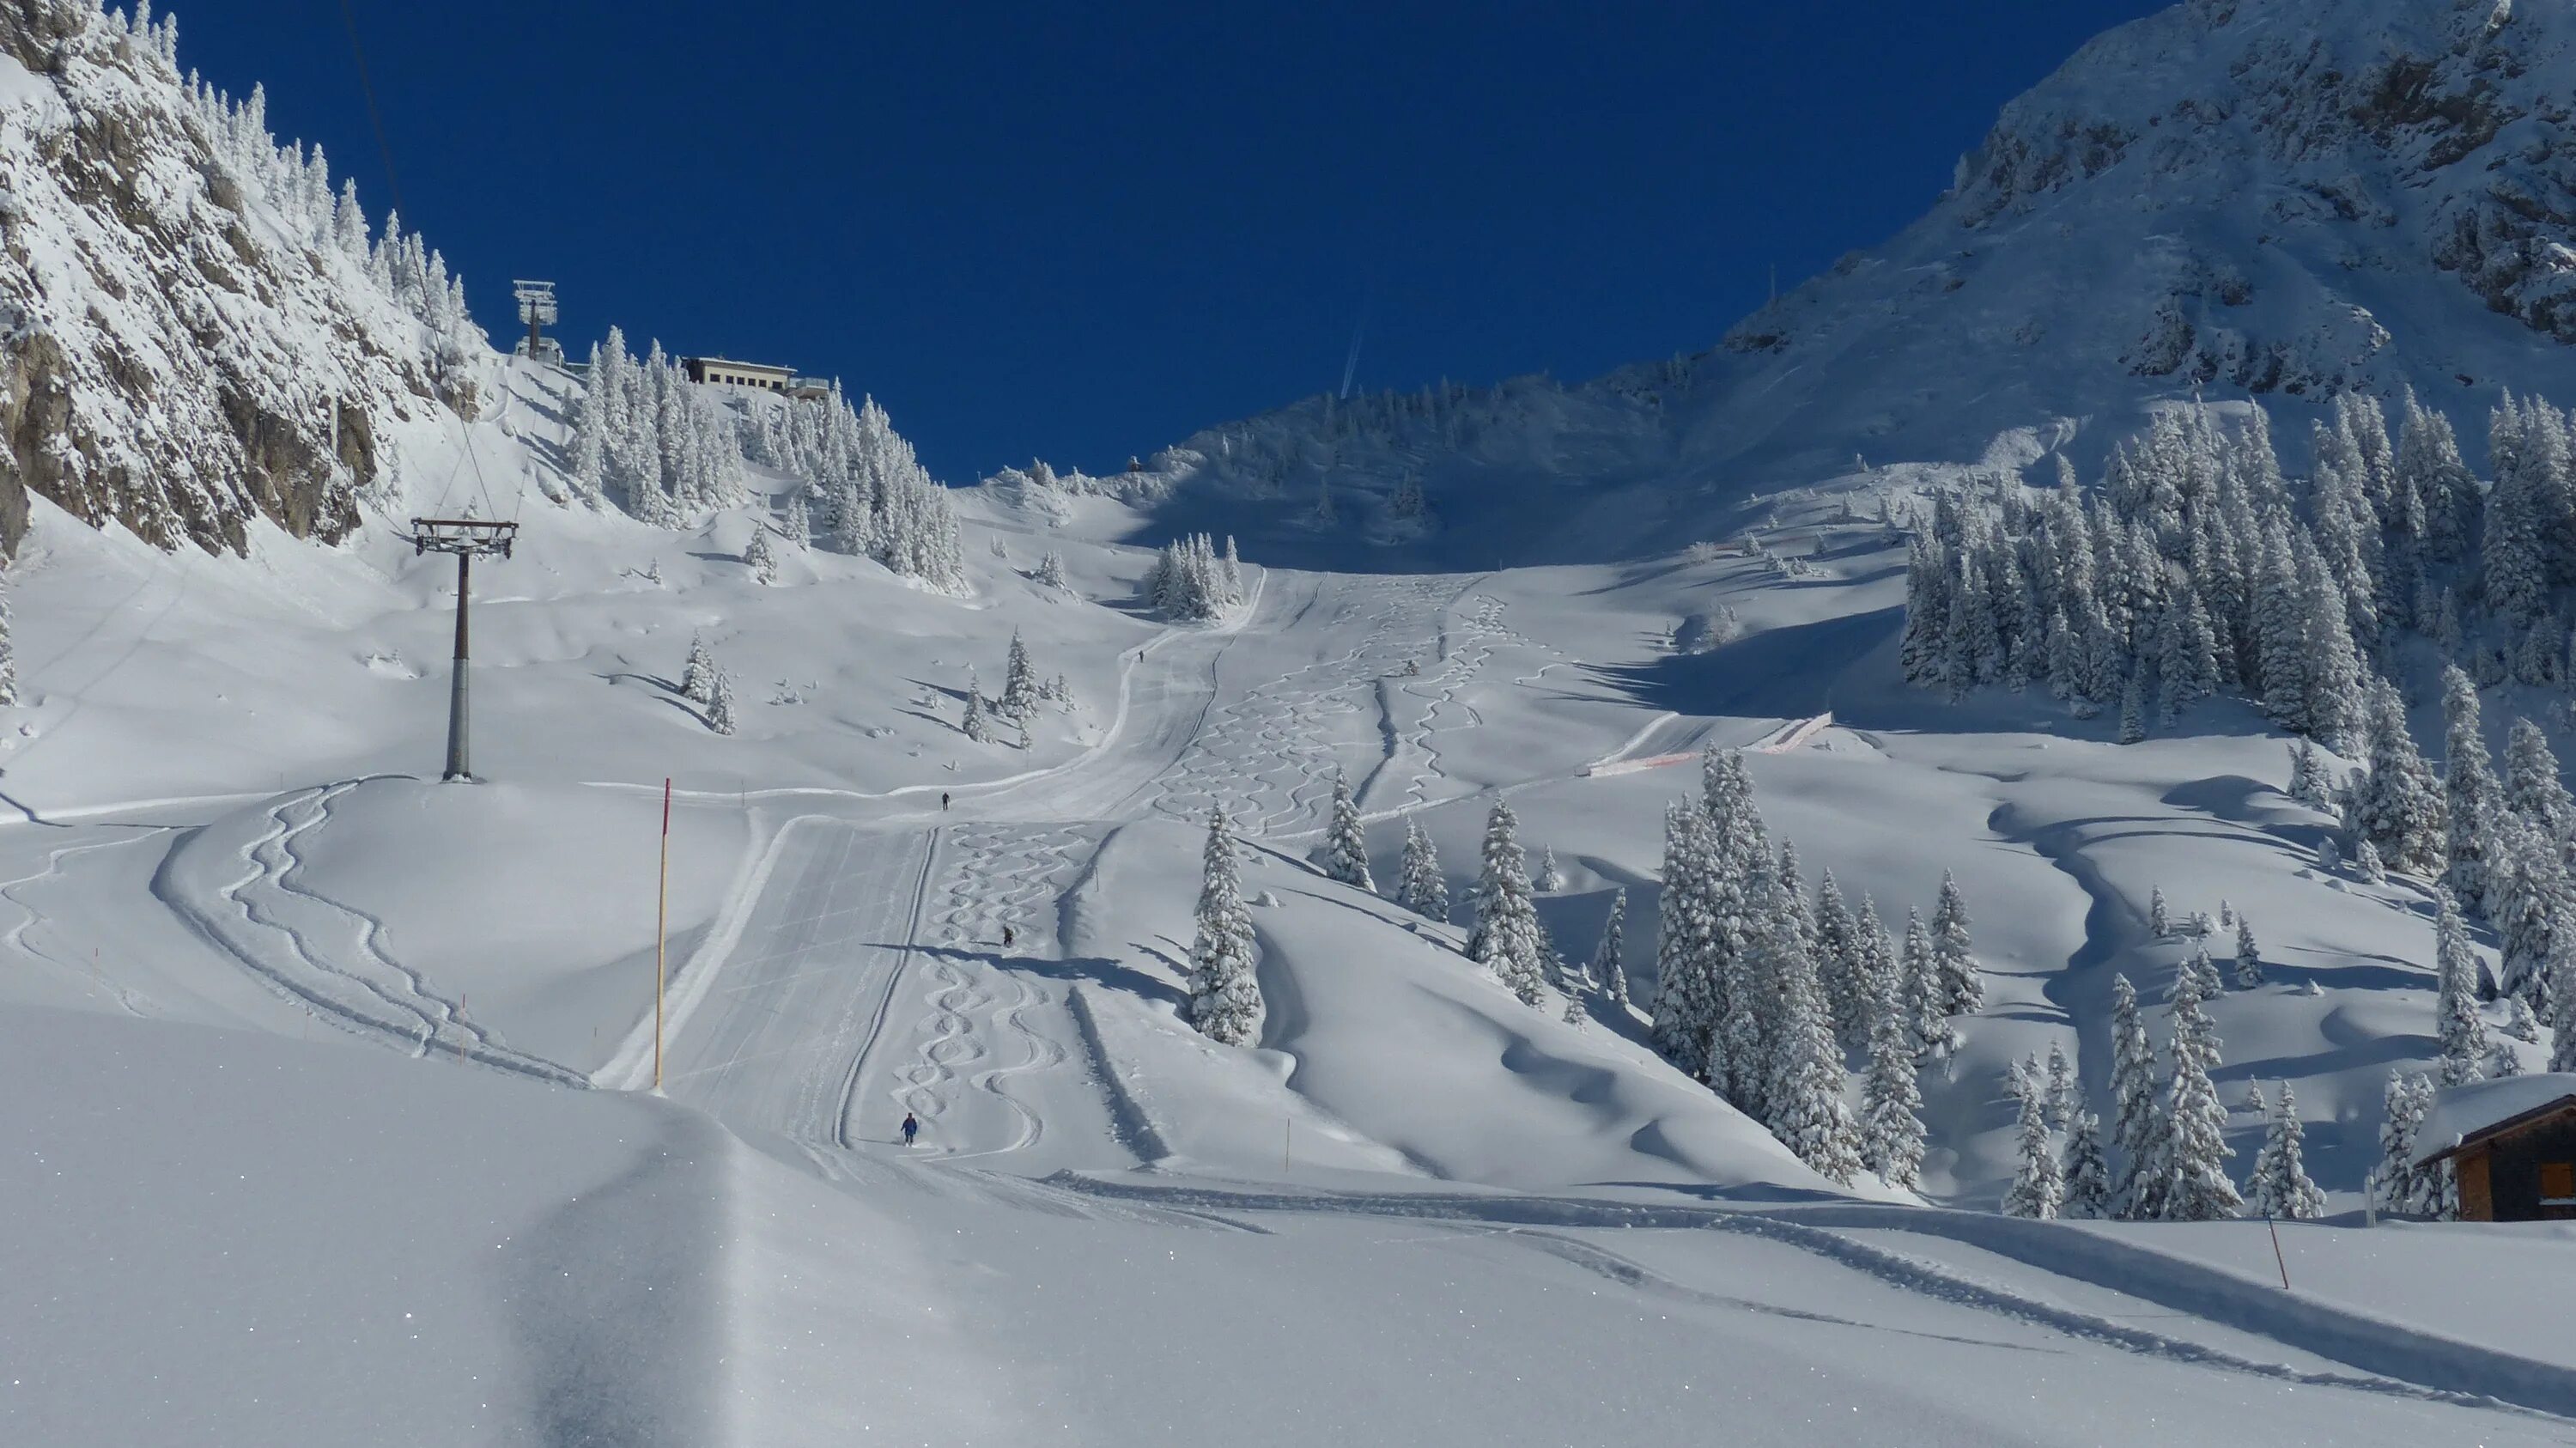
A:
2506 717 2576 841
2554 946 2576 1073
2504 995 2543 1044
999 630 1040 721
2360 678 2446 876
2002 1076 2064 1220
2435 889 2489 1086
706 672 737 736
1930 870 1983 1017
1394 818 1449 922
2375 1071 2429 1215
2107 973 2168 1220
1184 808 1263 1045
2233 916 2262 989
1591 889 1628 1011
1036 549 1069 590
2043 1041 2075 1130
2440 665 2500 915
2149 885 2171 938
961 687 989 743
2245 1083 2327 1220
1859 976 1927 1189
2354 837 2385 883
2118 666 2148 744
2062 1110 2111 1219
0 576 17 707
1901 906 1957 1067
2287 736 2326 807
782 487 811 549
1465 800 1548 1007
1651 804 1724 1078
1760 896 1865 1185
1535 846 1565 892
744 521 777 583
681 631 717 704
1317 770 1373 891
2160 963 2244 1220
1812 867 1867 1043
2489 808 2563 1009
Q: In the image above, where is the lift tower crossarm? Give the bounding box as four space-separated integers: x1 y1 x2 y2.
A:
404 518 519 782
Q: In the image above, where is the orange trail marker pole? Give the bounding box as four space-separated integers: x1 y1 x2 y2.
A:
655 776 671 1091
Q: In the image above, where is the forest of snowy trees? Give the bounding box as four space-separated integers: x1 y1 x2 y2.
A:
1899 392 2507 742
565 333 967 591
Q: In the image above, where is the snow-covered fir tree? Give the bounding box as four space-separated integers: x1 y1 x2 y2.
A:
2354 837 2386 884
705 671 737 736
999 630 1041 722
681 631 717 705
1534 846 1565 892
2441 665 2500 914
1812 867 1868 1044
740 384 966 591
1590 889 1628 1012
2359 678 2446 876
2107 973 2168 1220
1394 818 1449 922
1465 800 1548 1007
1147 533 1245 622
2233 916 2262 989
1035 549 1069 590
2554 948 2576 1073
2375 1072 2432 1215
1900 906 1956 1067
2160 964 2243 1220
1859 976 1927 1189
0 576 20 707
744 521 778 584
2287 736 2328 807
2435 889 2489 1086
1930 871 1983 1017
1316 770 1374 891
2149 885 2170 938
1184 808 1263 1045
2062 1110 2111 1220
2245 1083 2327 1220
2002 1076 2064 1220
1761 885 1864 1185
2043 1041 2075 1130
2489 807 2563 1010
781 487 811 549
2506 717 2576 840
961 687 990 743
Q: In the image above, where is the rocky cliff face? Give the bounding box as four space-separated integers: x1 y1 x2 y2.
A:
0 0 484 557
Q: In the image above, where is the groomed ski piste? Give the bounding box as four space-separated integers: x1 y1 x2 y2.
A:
0 345 2567 1446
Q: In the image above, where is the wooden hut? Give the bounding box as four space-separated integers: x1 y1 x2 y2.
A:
2415 1076 2576 1222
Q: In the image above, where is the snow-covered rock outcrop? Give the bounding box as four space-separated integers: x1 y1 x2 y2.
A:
0 1 485 555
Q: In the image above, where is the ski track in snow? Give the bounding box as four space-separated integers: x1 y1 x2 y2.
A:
1039 1175 2576 1422
161 783 584 1086
1149 576 1455 834
0 830 163 1016
901 823 1095 1155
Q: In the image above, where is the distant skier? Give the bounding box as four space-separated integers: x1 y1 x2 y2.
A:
941 792 951 812
1002 924 1016 949
901 1112 920 1147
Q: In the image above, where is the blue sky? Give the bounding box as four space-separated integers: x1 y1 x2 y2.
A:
176 2 2163 481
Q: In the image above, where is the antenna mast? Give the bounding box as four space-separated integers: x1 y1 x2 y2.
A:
406 518 519 782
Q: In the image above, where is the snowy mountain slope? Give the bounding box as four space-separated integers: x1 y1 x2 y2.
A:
9 2 2576 1441
1049 0 2576 572
0 2 489 555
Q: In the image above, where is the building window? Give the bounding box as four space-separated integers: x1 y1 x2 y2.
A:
2543 1162 2576 1200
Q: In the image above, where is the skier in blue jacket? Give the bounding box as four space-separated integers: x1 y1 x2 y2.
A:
901 1112 920 1147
